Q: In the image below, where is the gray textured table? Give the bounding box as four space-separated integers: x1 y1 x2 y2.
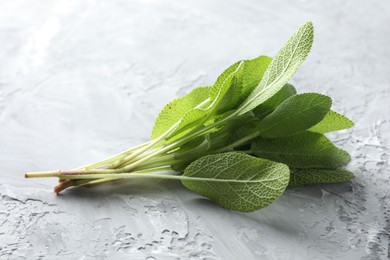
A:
1 0 389 259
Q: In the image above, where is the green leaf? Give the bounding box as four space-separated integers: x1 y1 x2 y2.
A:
253 83 297 120
152 22 315 143
309 110 354 134
210 61 241 100
211 56 271 114
289 168 354 186
181 152 290 212
239 56 272 103
257 93 332 138
165 61 245 142
152 60 244 142
238 22 314 115
209 61 244 114
251 131 351 169
164 109 209 143
151 86 211 139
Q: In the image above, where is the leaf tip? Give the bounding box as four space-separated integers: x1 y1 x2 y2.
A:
348 118 355 128
305 21 314 28
300 21 314 46
301 21 314 35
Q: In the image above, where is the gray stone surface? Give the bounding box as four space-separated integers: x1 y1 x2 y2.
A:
1 0 389 259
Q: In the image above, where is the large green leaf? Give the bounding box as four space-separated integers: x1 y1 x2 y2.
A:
238 22 314 115
257 93 331 138
152 22 314 143
289 168 354 186
181 152 290 212
253 83 297 120
309 110 354 134
164 61 245 143
211 56 272 114
251 131 351 169
210 61 243 114
239 56 272 103
151 61 245 142
163 109 209 143
151 86 211 139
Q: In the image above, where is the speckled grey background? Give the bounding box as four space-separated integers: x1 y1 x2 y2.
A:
0 0 389 259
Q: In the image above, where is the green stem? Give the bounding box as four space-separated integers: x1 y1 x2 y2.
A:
76 178 119 186
81 140 152 170
25 168 121 178
213 131 260 153
26 108 239 181
60 172 182 180
127 153 175 167
59 171 265 183
76 166 171 185
25 170 61 178
108 123 177 169
119 111 238 172
53 166 173 193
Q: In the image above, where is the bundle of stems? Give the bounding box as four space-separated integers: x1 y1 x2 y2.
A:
26 117 241 193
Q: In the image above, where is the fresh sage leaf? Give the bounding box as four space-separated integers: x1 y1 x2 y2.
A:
257 93 332 138
210 61 244 114
238 22 314 115
211 56 271 114
309 110 354 134
289 168 354 186
251 131 351 169
151 86 211 139
239 56 272 103
181 152 290 212
253 83 297 120
165 61 245 142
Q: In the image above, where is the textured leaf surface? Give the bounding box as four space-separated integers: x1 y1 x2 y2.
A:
152 61 244 142
209 61 244 114
151 86 211 139
251 131 351 169
211 56 271 113
166 61 245 142
257 93 331 138
239 56 272 102
209 61 241 101
289 168 354 186
253 83 297 120
309 110 354 134
238 22 314 115
164 109 209 143
181 153 290 212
